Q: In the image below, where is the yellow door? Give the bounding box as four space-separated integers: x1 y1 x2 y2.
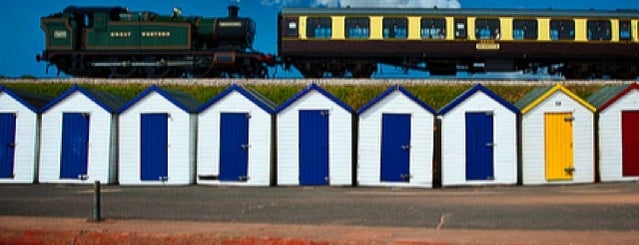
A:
545 113 574 181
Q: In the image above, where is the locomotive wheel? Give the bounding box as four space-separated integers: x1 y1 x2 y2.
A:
144 56 171 78
108 57 138 78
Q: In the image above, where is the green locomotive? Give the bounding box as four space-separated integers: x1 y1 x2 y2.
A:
37 5 275 78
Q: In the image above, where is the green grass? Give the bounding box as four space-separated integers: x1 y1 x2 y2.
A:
1 82 606 111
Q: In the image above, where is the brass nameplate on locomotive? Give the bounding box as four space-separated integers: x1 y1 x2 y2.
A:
476 43 500 50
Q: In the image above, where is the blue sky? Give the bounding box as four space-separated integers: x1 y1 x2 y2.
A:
1 0 638 78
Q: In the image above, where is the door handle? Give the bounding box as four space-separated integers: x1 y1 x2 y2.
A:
401 145 411 150
486 142 495 147
241 144 250 151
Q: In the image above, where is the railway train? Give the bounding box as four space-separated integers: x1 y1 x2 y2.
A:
37 5 639 79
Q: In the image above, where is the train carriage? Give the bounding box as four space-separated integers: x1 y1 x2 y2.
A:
278 8 639 79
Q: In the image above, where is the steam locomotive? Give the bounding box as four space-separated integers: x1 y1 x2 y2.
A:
36 5 275 78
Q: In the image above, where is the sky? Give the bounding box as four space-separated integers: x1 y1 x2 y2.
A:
1 0 638 79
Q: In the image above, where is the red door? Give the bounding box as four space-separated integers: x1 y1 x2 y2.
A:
622 111 639 176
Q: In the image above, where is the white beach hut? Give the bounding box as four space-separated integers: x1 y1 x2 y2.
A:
439 84 519 187
276 84 354 186
0 86 50 184
39 85 125 184
118 85 199 185
588 83 639 182
357 85 436 187
516 83 596 185
196 84 276 186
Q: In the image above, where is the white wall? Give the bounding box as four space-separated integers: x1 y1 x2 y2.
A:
599 89 639 182
277 90 352 186
197 91 272 186
39 92 115 184
119 92 195 185
358 91 434 187
522 92 594 185
441 92 518 186
0 93 38 184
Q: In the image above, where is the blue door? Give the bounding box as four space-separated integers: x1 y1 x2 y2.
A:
0 113 16 178
140 113 168 181
219 113 249 181
465 112 494 180
299 110 329 185
60 113 90 179
381 114 411 182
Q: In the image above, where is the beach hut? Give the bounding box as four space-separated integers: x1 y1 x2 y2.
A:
357 85 436 187
0 86 50 184
516 83 596 185
118 85 199 185
588 83 639 182
39 85 125 184
439 84 519 186
276 84 354 186
196 84 276 186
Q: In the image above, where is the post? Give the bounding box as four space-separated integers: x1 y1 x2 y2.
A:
93 180 102 222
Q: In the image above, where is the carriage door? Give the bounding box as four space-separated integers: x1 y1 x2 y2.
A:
219 113 250 181
622 111 639 176
140 113 168 181
0 113 16 178
381 114 411 182
465 112 495 180
60 113 90 179
299 110 329 185
545 113 574 180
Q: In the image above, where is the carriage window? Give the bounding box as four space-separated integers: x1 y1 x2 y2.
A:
306 17 332 39
513 19 538 40
383 18 408 39
455 19 467 39
421 18 446 39
620 20 631 41
284 17 298 37
550 20 575 40
475 19 500 40
345 17 370 39
588 20 611 41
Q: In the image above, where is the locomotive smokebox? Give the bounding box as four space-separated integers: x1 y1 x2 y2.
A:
228 5 239 18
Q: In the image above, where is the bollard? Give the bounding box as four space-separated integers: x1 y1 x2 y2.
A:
93 180 102 222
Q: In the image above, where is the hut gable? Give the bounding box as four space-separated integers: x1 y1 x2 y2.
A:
276 83 353 113
438 84 519 186
39 85 125 184
587 83 638 111
516 84 596 114
276 84 354 186
439 84 519 116
41 85 126 113
196 84 275 186
197 84 276 113
0 85 52 112
358 85 436 115
357 85 436 187
119 85 199 114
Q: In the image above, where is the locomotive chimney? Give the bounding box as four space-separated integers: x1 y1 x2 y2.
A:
228 5 239 18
